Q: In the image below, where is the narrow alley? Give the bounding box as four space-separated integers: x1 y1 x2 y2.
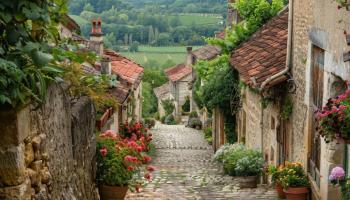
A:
126 123 278 200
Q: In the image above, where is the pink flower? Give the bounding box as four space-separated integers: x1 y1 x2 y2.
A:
100 130 117 139
127 166 135 171
124 155 138 163
146 165 156 172
143 155 152 163
329 166 345 181
144 173 152 181
100 147 107 157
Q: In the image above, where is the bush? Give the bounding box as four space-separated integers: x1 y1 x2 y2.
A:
154 112 160 120
213 144 245 163
279 162 309 188
182 97 190 112
160 116 166 124
223 147 264 177
188 117 202 128
204 127 212 144
165 114 176 125
144 118 156 128
161 99 175 115
189 111 199 119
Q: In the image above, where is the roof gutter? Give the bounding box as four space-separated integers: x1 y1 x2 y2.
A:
259 3 293 91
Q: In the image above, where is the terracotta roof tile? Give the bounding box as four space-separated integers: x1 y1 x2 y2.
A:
230 8 289 88
164 64 192 82
106 49 144 87
192 45 221 61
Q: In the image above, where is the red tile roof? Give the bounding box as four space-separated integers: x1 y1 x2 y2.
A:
164 64 192 82
105 49 144 87
230 8 288 88
192 45 221 61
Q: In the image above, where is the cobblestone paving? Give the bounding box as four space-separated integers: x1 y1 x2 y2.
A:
126 123 278 200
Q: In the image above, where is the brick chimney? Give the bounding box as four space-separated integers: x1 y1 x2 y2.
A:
186 46 194 66
89 18 104 56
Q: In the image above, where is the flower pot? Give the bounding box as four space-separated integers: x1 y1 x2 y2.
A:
99 185 129 200
276 184 286 199
236 176 258 188
283 187 308 200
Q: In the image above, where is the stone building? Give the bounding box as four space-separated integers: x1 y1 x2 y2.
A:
230 8 289 166
164 63 193 118
287 1 350 199
84 19 144 130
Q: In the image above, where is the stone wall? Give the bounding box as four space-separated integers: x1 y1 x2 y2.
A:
0 84 99 200
291 1 350 199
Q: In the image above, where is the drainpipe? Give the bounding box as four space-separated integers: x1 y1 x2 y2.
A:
258 2 294 153
260 3 293 91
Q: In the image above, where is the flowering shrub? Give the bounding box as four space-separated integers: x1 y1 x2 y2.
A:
268 165 283 185
316 89 350 143
215 144 264 177
329 166 350 200
278 162 309 188
97 124 155 192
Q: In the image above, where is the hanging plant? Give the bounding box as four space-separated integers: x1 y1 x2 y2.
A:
316 89 350 143
336 0 350 10
281 96 293 120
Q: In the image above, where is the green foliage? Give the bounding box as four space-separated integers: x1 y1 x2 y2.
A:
142 82 157 118
223 146 264 176
213 144 245 163
279 162 309 188
281 95 293 120
164 114 176 125
188 117 202 129
203 127 212 144
189 111 199 119
129 41 140 52
161 99 175 115
144 118 156 128
181 96 190 112
160 115 166 124
96 138 134 185
0 0 68 108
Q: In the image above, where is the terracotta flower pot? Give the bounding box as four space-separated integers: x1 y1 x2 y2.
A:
283 187 308 200
276 184 286 199
236 176 258 188
99 185 129 200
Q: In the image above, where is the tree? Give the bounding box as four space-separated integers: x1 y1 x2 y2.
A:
129 41 139 52
148 26 154 44
170 15 182 27
83 3 94 12
124 34 128 45
156 33 173 46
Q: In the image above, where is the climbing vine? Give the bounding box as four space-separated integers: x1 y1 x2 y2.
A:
193 0 285 143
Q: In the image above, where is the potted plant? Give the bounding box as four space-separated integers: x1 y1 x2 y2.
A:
188 117 202 130
316 89 350 144
222 146 264 188
97 128 154 200
279 162 309 200
329 166 350 200
268 165 286 199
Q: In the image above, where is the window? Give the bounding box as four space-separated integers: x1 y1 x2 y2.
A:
309 45 324 188
271 116 275 130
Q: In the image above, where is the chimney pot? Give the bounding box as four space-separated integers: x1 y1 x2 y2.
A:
186 46 193 52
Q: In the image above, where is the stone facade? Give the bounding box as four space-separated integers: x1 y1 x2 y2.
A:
0 84 99 200
290 1 350 199
169 73 192 118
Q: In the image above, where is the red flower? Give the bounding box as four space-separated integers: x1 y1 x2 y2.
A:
127 166 135 171
144 173 152 181
146 165 156 172
135 185 141 193
100 147 108 157
124 155 138 163
143 155 152 162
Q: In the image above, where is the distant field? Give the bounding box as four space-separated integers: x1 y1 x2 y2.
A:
168 14 223 26
121 46 202 67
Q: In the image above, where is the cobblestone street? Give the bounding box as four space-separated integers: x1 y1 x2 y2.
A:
126 123 278 200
